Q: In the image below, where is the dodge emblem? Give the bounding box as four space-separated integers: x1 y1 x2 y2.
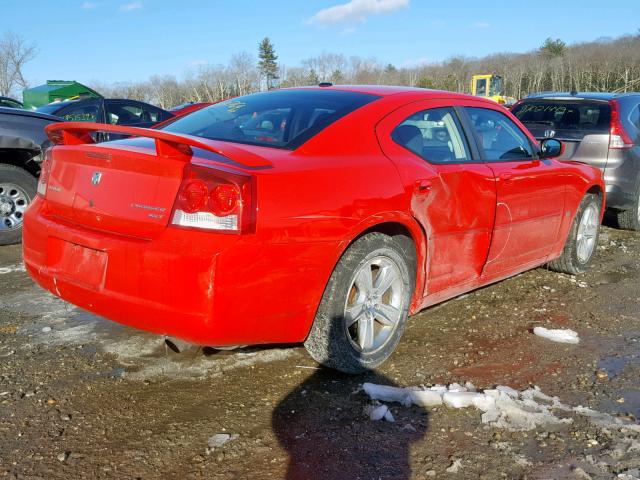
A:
91 172 103 186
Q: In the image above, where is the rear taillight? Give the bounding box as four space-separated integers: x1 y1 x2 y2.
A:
170 163 255 234
37 149 52 197
609 100 633 149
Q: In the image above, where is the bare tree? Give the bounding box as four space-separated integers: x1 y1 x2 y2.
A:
80 31 640 107
0 32 36 97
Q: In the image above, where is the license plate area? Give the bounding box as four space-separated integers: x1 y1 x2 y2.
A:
47 238 108 288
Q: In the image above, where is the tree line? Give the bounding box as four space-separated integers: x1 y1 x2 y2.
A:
2 32 639 108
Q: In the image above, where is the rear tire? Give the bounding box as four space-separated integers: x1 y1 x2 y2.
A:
548 193 601 275
304 232 415 374
0 164 37 246
616 180 640 231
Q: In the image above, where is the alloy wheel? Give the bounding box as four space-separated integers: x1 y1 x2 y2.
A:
0 183 30 231
576 204 598 263
343 256 404 353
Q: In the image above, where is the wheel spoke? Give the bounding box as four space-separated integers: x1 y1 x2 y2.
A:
345 303 364 327
374 265 395 296
375 303 399 326
354 266 373 294
357 317 375 350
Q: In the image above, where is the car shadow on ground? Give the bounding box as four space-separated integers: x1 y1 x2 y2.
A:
271 318 429 480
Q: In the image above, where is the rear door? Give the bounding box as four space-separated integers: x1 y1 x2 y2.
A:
377 99 496 295
463 106 566 276
512 99 611 172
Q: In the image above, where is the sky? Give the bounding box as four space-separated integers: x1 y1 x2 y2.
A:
1 0 639 89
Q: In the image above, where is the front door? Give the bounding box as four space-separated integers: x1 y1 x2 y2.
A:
463 106 566 276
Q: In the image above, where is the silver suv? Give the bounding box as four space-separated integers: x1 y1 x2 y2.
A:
512 92 640 230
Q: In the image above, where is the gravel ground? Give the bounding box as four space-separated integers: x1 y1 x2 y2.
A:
0 225 639 480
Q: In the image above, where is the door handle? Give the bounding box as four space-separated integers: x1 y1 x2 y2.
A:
414 179 432 194
500 173 513 184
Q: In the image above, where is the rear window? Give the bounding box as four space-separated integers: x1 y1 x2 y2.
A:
512 100 611 136
162 90 379 149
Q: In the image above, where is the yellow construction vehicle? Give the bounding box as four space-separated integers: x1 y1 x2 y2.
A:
471 74 516 106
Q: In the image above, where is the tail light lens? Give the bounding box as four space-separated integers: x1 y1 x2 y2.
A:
610 100 633 149
170 163 256 234
37 149 52 197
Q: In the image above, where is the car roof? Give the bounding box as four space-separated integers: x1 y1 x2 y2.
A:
0 106 61 121
286 84 477 101
524 91 640 102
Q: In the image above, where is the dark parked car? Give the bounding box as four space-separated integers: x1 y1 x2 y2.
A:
0 107 60 245
37 97 174 129
512 92 640 229
0 97 23 109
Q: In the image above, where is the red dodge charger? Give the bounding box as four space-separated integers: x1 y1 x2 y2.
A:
23 86 604 373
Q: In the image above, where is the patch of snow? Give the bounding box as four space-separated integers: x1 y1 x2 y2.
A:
446 459 463 473
362 383 412 406
368 404 395 422
443 391 484 408
0 264 25 275
207 433 238 449
618 468 640 480
408 389 443 407
362 382 640 433
533 326 580 344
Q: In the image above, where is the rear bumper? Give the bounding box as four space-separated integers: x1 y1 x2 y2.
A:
23 197 337 346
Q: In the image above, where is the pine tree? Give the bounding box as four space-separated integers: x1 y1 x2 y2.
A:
539 38 566 58
258 37 279 90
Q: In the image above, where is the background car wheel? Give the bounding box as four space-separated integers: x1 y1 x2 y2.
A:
0 164 37 246
304 232 416 374
548 193 601 275
615 179 640 231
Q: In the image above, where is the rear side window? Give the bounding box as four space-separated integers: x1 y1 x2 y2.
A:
392 107 471 163
58 103 99 122
512 100 611 135
162 90 379 149
465 107 534 161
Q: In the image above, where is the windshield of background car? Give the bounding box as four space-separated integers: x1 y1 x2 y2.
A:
512 100 611 140
162 89 379 149
0 98 22 108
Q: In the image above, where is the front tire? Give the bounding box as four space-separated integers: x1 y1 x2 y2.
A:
0 164 37 246
548 193 601 275
304 232 415 374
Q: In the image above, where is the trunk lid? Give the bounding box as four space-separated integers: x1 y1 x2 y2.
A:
40 122 272 239
45 142 184 238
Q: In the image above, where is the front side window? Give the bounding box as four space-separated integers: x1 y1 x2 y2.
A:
162 90 379 149
465 107 534 161
392 107 471 163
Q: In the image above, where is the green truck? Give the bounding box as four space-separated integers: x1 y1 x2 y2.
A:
22 80 101 110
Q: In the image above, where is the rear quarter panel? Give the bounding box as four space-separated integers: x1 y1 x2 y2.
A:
211 99 422 343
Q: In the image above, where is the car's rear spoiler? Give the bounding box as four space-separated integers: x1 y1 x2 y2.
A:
44 122 272 168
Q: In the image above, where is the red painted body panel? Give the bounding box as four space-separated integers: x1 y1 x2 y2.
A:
23 87 605 347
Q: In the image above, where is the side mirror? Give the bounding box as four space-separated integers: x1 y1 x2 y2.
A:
539 138 562 159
